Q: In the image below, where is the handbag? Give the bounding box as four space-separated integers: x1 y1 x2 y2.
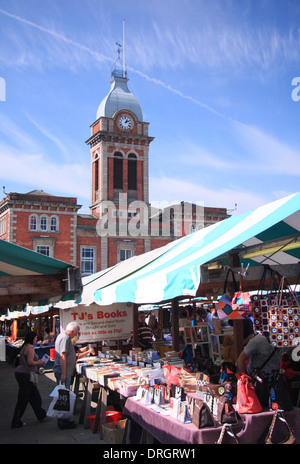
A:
217 269 239 320
236 373 262 414
30 371 39 384
192 399 215 429
216 396 238 425
216 423 239 444
269 371 293 411
206 381 236 402
265 409 296 444
269 277 300 348
177 369 197 392
252 265 281 336
231 273 252 316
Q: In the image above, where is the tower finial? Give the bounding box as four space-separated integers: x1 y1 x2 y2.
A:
123 19 126 79
111 22 127 79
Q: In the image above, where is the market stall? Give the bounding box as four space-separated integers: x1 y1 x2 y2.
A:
0 239 82 362
45 193 300 444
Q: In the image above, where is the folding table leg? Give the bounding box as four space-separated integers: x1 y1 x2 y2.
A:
92 387 102 433
99 387 108 440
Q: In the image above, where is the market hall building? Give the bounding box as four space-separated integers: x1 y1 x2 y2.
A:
0 66 228 276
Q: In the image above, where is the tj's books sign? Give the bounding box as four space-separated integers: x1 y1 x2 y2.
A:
60 303 132 343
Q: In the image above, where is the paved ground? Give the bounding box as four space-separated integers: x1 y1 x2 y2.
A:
0 361 106 444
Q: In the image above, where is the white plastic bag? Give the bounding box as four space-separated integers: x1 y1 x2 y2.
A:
46 384 76 419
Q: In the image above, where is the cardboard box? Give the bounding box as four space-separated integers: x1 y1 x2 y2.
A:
102 419 127 444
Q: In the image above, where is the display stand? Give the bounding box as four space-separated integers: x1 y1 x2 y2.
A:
184 323 211 358
210 327 234 365
209 333 223 365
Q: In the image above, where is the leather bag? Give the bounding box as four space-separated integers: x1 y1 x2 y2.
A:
192 399 215 429
216 396 238 425
216 423 239 444
265 410 295 444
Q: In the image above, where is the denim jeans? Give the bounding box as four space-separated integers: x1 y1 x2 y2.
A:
54 373 72 390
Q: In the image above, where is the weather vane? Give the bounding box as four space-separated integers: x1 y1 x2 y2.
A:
112 21 127 79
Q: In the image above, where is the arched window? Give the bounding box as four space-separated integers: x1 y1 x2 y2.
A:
50 216 59 232
128 153 137 191
94 154 99 200
40 215 48 232
113 152 123 190
29 215 37 231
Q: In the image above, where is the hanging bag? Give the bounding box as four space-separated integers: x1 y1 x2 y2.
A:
236 373 262 414
252 265 281 336
231 273 252 316
217 269 240 320
269 277 300 348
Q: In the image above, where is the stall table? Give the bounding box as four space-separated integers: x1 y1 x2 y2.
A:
122 397 300 444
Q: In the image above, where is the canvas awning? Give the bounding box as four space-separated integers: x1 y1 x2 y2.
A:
91 193 300 306
0 239 82 313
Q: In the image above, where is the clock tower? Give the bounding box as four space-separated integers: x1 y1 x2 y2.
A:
85 62 154 268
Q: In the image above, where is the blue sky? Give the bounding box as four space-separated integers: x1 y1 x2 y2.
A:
0 0 300 215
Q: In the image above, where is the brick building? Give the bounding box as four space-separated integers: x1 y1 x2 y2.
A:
0 65 228 276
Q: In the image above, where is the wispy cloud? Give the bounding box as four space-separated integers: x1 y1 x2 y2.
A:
24 112 69 157
149 175 267 214
235 123 300 176
0 8 112 65
0 113 90 203
0 142 90 200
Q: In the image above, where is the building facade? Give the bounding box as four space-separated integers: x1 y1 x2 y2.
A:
0 67 228 276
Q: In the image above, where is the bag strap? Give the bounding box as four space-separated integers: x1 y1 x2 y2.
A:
278 276 300 308
216 424 239 444
223 269 238 294
265 410 295 444
258 346 277 372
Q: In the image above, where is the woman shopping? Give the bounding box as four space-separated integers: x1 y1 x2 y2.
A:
11 331 47 428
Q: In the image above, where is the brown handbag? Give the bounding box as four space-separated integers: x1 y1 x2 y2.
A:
192 399 215 429
216 396 238 425
265 410 296 444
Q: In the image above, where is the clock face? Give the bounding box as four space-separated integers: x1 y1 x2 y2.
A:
118 115 133 130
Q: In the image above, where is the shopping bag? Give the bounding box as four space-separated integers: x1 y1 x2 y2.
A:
46 384 76 419
236 373 262 414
